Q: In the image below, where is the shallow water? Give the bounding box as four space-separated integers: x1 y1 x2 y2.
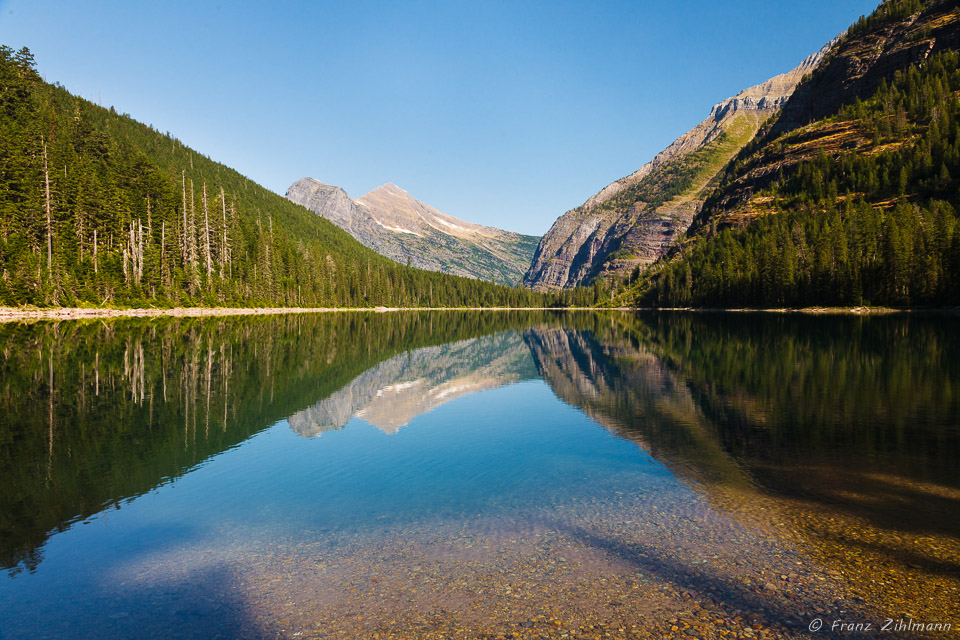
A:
0 311 958 639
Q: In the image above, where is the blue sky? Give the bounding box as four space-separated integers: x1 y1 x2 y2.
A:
0 0 878 235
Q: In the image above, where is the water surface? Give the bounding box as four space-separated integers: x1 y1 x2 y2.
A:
1 311 957 639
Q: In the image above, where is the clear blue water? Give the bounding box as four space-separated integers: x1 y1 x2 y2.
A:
1 311 957 639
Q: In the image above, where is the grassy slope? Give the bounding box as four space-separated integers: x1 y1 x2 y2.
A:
588 112 767 281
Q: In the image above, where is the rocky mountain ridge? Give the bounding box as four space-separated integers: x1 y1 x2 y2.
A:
523 39 836 291
287 178 540 284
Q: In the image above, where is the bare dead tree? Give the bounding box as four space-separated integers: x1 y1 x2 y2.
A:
220 187 228 279
42 136 52 279
203 182 212 279
78 213 84 261
146 195 152 239
138 218 144 283
125 227 131 284
161 221 166 286
229 201 236 279
181 170 188 267
189 179 196 269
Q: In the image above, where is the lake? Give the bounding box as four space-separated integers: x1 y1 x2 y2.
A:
0 311 958 639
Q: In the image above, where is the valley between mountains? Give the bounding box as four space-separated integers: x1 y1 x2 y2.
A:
1 0 959 311
277 0 960 311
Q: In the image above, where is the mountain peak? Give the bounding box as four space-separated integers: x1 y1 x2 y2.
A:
287 177 541 284
366 182 412 199
296 176 335 189
286 176 350 199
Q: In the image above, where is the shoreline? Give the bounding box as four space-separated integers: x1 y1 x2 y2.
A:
0 306 578 322
0 305 955 322
621 305 960 315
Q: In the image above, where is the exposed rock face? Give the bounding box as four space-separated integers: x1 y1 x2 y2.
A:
523 40 835 290
284 179 376 238
286 179 540 284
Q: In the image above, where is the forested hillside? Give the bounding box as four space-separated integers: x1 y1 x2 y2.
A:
623 0 960 308
0 47 552 309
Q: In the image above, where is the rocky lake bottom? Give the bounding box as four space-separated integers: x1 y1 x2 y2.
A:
0 311 957 639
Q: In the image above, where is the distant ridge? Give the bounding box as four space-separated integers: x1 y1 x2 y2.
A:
287 178 540 284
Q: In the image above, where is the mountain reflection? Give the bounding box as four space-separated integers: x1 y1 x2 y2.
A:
524 322 752 488
0 311 558 574
288 331 537 436
529 313 960 536
2 309 958 591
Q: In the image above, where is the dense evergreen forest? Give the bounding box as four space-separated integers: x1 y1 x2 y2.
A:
620 0 960 308
0 46 554 309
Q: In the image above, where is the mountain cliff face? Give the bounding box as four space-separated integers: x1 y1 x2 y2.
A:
523 41 834 291
627 0 960 308
286 178 540 284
